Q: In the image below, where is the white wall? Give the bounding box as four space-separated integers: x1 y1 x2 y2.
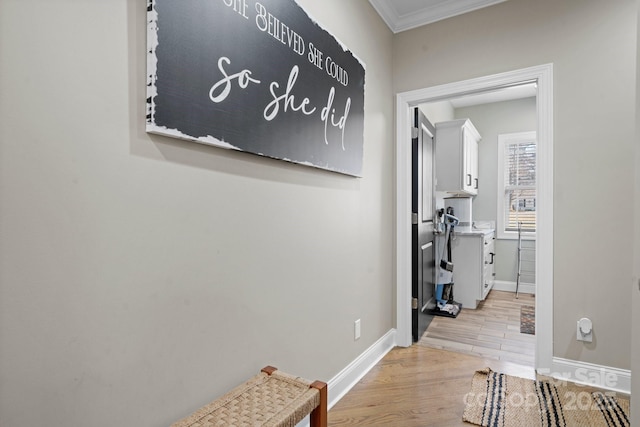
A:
0 1 394 425
393 0 636 370
419 101 454 125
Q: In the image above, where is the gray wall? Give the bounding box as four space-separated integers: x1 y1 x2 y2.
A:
632 2 640 423
454 98 537 285
0 1 394 426
393 0 636 370
0 0 638 425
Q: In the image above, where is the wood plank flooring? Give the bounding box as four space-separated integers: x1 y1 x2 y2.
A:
328 293 629 426
328 345 536 426
419 290 536 366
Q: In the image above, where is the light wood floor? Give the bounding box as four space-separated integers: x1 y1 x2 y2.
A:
328 293 630 426
329 290 536 426
328 345 536 426
419 290 536 366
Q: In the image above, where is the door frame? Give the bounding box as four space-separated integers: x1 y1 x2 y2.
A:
395 64 554 372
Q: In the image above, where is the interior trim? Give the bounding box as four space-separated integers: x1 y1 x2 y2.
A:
493 280 536 295
551 357 631 395
368 0 510 33
394 64 554 373
327 330 396 408
295 329 397 427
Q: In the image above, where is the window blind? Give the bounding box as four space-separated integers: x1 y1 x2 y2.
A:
503 141 536 232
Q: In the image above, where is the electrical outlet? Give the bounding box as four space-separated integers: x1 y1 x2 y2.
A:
354 319 361 340
576 318 593 343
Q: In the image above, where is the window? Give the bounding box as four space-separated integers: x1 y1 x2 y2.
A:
497 131 536 239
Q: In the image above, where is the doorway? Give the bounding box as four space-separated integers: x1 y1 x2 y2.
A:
395 64 554 373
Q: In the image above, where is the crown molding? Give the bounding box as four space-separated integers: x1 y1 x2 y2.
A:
369 0 509 33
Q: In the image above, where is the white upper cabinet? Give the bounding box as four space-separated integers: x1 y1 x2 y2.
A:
435 119 481 196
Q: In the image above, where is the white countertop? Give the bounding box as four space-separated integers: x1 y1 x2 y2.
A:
450 226 495 236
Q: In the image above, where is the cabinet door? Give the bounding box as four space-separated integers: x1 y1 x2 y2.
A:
462 129 472 193
482 235 495 300
470 137 479 193
462 129 478 195
448 234 483 309
435 119 480 196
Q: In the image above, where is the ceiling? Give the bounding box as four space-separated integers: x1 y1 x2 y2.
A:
368 0 531 108
447 83 536 108
368 0 509 33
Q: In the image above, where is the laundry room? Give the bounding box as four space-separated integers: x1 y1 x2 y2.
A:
418 85 538 365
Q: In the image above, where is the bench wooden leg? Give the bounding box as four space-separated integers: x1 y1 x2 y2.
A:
261 366 327 427
261 366 278 375
310 381 328 427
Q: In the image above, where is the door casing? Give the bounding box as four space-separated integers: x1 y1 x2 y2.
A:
394 64 554 373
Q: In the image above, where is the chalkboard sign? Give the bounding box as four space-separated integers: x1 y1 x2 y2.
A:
146 0 366 177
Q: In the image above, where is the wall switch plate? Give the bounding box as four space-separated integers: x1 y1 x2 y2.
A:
354 319 361 340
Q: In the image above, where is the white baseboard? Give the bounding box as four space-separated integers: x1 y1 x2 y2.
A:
296 329 397 427
493 280 536 295
547 357 631 395
327 329 397 408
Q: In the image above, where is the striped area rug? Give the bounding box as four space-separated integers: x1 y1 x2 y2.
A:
463 368 630 427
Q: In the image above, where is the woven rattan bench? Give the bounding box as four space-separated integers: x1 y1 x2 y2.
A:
171 366 328 427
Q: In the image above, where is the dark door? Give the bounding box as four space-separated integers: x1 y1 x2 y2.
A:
412 108 436 342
